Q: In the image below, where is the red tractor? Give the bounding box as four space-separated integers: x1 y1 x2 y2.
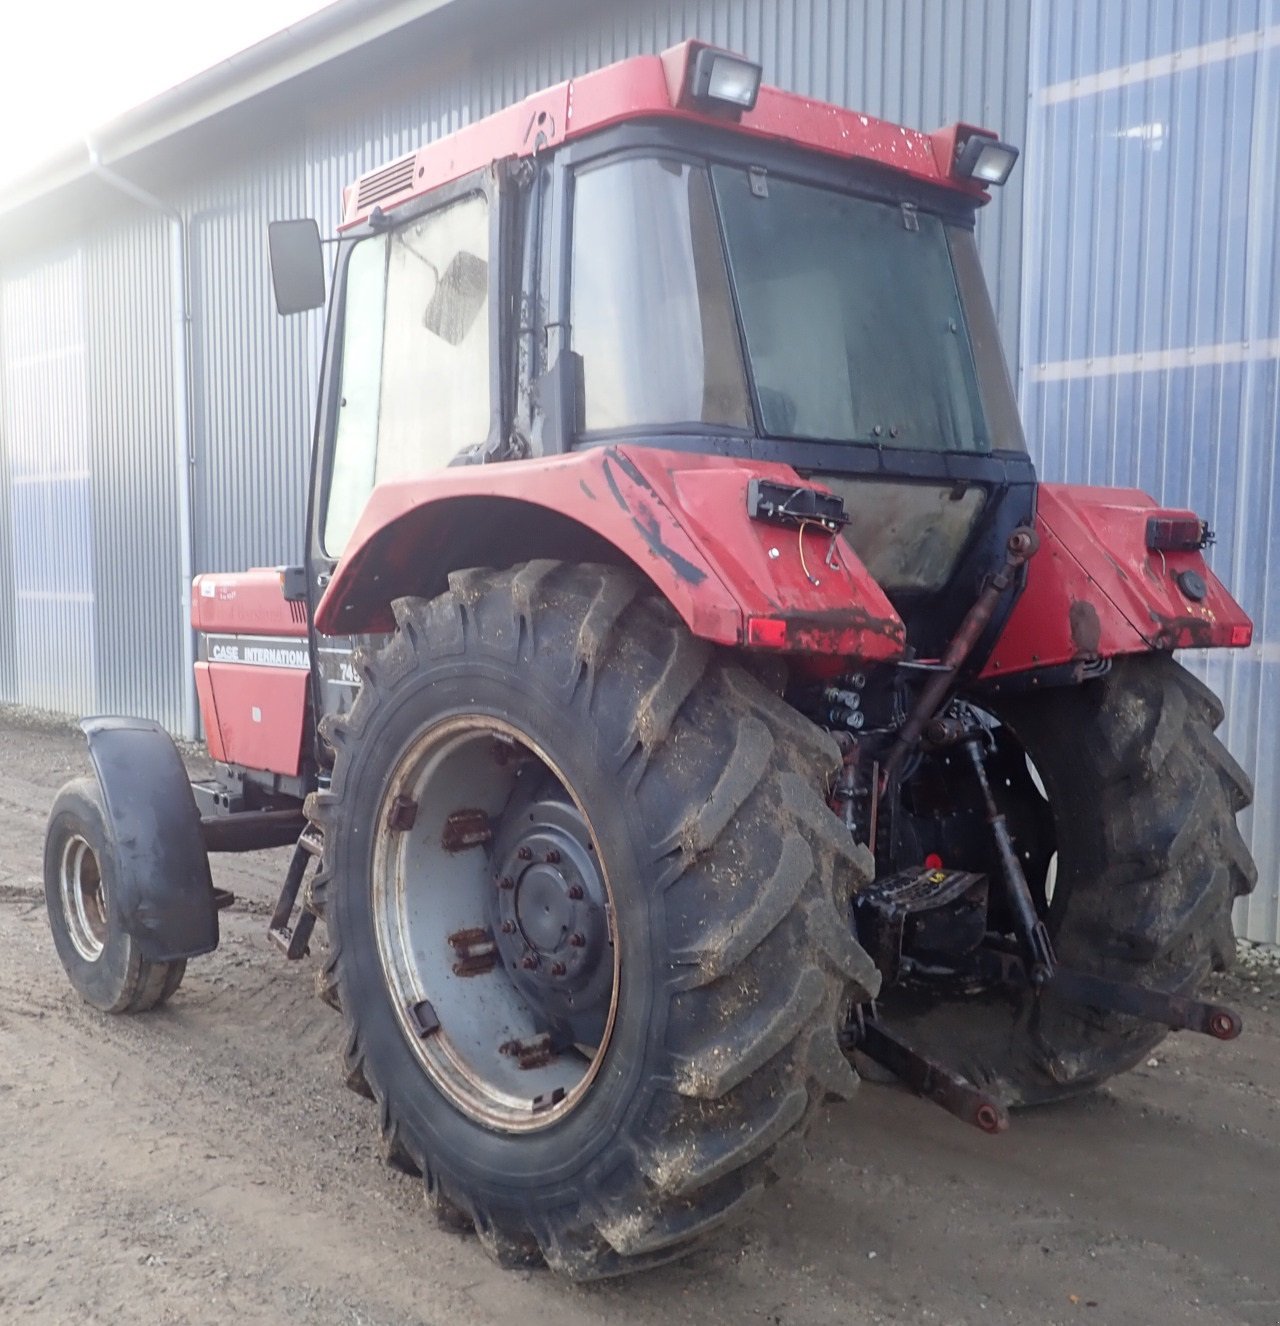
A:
45 43 1255 1278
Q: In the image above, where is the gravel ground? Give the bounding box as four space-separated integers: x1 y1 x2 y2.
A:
1 705 1277 1326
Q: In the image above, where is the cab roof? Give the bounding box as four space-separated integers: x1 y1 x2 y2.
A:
341 40 995 230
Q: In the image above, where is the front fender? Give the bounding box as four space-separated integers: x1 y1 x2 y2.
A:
983 484 1252 679
315 447 906 661
82 716 218 962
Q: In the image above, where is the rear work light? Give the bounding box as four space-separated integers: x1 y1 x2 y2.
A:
688 46 762 111
1146 514 1214 552
954 134 1020 186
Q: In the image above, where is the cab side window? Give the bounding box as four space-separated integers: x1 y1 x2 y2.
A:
324 193 491 557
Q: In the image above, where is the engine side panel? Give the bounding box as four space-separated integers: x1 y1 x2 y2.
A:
983 484 1251 678
191 570 311 777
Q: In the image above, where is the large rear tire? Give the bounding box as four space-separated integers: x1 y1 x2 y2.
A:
309 562 878 1278
881 654 1255 1105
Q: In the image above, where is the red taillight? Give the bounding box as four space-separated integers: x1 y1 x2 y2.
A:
1146 514 1213 551
746 616 788 649
1230 623 1253 647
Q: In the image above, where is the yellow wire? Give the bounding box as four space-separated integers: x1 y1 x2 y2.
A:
797 519 826 585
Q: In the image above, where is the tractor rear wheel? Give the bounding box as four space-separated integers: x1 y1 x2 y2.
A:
43 778 187 1013
309 562 878 1278
881 654 1255 1105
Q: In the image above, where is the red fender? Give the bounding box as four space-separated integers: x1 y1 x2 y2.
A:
983 484 1252 679
314 446 906 661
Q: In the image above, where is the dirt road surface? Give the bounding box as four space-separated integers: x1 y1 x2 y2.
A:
2 709 1277 1326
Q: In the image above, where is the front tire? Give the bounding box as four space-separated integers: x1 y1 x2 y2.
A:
44 778 187 1013
311 562 878 1278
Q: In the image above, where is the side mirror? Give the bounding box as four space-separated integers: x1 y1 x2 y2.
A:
268 218 325 315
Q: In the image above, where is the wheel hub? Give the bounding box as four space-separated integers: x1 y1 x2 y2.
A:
490 797 612 1047
371 716 620 1131
60 834 108 962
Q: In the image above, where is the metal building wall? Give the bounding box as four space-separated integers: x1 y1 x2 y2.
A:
0 303 16 702
0 0 1034 736
0 249 98 718
0 214 187 730
1022 0 1280 942
86 215 189 729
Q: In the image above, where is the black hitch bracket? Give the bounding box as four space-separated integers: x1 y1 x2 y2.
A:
1048 966 1243 1040
850 1017 1009 1135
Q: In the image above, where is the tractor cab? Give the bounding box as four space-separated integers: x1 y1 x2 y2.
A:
268 39 1033 717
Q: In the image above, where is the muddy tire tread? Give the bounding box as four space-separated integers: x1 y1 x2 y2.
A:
891 654 1255 1106
314 562 878 1278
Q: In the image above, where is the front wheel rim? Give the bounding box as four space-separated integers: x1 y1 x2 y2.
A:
59 834 108 961
371 715 620 1133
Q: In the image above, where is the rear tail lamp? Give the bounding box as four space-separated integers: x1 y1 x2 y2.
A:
1146 515 1214 552
954 134 1020 186
746 616 788 650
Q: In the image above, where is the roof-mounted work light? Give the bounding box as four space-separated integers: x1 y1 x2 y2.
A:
687 46 762 112
954 134 1020 186
660 41 764 119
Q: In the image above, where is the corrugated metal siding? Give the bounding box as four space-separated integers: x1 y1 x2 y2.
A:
1022 0 1280 942
86 215 188 732
0 301 16 701
0 250 97 717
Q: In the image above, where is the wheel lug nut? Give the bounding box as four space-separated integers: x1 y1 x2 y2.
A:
517 846 532 861
498 875 514 890
500 920 516 934
550 961 566 977
566 884 584 900
545 849 561 864
568 932 586 948
521 953 539 970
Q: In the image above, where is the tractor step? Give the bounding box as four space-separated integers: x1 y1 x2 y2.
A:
268 828 324 960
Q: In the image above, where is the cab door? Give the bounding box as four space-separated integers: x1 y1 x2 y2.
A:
303 168 508 749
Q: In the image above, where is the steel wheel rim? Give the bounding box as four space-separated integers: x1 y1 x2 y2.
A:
59 834 108 961
371 715 620 1132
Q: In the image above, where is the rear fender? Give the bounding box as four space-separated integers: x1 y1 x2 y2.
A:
983 484 1252 680
81 717 218 962
314 446 906 661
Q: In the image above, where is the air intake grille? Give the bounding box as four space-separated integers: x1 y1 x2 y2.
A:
356 157 417 209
